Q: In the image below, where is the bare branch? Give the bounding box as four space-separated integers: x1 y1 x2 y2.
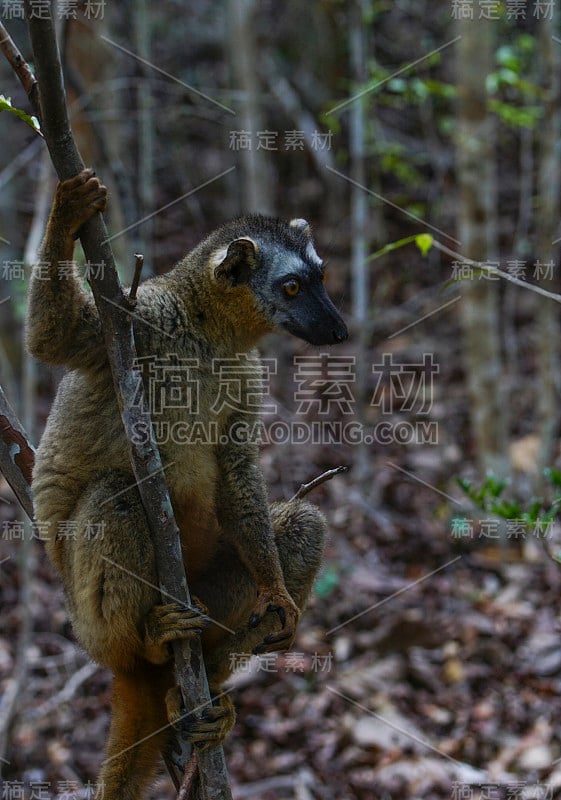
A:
0 386 35 520
127 253 144 306
433 239 561 305
0 19 40 120
290 466 349 502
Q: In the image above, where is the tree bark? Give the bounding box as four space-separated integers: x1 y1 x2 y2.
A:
456 16 509 478
227 0 273 214
535 7 561 484
349 0 370 486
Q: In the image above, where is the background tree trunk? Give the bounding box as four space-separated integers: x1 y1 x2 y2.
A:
133 0 155 276
535 6 561 483
456 16 509 478
227 0 273 214
349 0 370 486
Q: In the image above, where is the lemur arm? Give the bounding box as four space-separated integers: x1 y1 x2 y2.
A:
215 427 300 647
26 170 107 370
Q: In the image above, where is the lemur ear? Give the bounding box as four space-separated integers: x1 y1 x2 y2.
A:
212 237 258 287
289 218 312 238
290 218 323 267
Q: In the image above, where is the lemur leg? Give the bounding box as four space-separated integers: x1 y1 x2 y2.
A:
67 472 209 800
67 471 209 673
168 500 327 746
202 501 327 676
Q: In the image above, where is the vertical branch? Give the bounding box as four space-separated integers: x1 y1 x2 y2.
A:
227 0 273 214
20 6 232 797
133 0 155 275
535 8 561 484
349 0 370 485
456 15 509 479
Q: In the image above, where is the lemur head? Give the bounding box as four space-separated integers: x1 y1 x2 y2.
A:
209 215 348 346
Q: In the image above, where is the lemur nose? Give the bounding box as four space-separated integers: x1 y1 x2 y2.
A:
333 326 348 343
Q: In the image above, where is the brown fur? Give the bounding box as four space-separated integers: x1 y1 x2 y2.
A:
28 171 332 799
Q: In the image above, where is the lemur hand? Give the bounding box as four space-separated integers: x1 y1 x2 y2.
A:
52 169 107 240
249 587 300 654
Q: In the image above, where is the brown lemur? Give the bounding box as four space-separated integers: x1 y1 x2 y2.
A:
27 169 348 800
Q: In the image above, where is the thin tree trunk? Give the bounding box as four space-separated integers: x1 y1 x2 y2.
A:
535 7 561 483
349 0 370 485
456 16 509 478
134 0 155 275
227 0 273 214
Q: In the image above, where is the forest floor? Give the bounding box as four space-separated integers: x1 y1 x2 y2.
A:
2 307 561 800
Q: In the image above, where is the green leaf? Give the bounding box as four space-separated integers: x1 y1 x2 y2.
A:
490 500 521 519
422 79 457 100
544 467 561 489
498 67 519 86
496 45 520 72
483 473 508 499
388 78 407 93
415 233 433 256
0 94 41 135
367 234 417 262
314 565 340 598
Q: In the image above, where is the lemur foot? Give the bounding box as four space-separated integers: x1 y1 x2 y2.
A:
166 685 235 749
143 599 210 664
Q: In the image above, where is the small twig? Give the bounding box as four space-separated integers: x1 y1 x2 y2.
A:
290 466 349 502
127 253 144 306
178 751 200 800
0 19 41 122
433 239 561 305
539 536 561 568
162 752 182 793
0 387 35 520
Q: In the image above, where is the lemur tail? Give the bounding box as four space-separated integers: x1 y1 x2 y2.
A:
96 664 173 800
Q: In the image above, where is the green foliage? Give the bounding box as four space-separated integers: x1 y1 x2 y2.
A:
378 142 424 187
367 31 541 135
386 76 456 104
486 34 542 129
415 233 433 256
0 95 41 135
488 99 542 130
367 232 433 263
457 470 561 526
314 564 341 598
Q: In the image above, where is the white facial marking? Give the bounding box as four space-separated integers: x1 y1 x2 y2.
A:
305 240 323 268
289 218 310 233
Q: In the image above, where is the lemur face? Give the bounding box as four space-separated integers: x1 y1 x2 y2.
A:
211 216 348 346
261 244 348 346
261 219 348 346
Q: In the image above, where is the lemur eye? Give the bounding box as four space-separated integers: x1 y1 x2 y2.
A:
283 278 300 297
321 268 327 284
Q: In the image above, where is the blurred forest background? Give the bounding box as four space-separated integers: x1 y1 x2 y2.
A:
2 1 561 798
